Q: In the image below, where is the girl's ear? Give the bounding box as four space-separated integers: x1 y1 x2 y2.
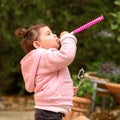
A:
33 41 41 48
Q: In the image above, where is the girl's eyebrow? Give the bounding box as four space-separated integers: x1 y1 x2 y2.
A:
45 31 50 34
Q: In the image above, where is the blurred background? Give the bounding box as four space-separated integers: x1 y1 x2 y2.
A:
0 0 120 96
1 1 120 119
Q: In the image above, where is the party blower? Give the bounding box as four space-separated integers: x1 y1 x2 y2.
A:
70 15 104 35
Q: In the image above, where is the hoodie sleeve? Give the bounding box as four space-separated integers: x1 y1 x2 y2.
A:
20 51 41 93
39 33 77 73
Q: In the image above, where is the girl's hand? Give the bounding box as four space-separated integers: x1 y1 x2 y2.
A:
60 31 69 38
73 87 78 96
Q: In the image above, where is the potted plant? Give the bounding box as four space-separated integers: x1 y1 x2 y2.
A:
86 62 120 104
72 75 95 98
63 69 95 120
97 63 120 104
71 71 95 115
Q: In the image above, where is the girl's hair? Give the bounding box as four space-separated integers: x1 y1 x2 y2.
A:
15 23 47 53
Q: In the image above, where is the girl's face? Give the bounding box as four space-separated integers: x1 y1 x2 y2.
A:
36 26 60 49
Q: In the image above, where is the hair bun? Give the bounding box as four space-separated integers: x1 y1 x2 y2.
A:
15 28 27 38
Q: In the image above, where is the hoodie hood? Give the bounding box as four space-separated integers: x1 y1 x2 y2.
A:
20 49 41 92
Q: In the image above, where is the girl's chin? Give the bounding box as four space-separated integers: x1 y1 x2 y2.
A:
53 45 60 50
53 42 60 49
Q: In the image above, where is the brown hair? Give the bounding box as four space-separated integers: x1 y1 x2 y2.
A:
15 23 47 53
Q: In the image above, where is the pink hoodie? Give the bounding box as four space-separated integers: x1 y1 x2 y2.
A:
20 33 77 107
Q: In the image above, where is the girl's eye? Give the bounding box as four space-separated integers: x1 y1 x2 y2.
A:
46 31 51 35
46 30 53 35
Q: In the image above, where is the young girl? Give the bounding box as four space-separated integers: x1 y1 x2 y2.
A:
15 23 77 120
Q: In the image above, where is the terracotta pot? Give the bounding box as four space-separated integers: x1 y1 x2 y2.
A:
85 72 110 97
72 96 91 114
63 96 91 120
106 82 120 104
85 72 109 82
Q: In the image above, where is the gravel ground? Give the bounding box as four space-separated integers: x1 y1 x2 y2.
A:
0 111 91 120
0 111 35 120
0 96 120 120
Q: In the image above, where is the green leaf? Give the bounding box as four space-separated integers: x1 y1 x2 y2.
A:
110 24 118 30
117 35 120 42
114 1 120 5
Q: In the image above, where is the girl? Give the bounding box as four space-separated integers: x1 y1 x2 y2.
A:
15 23 77 120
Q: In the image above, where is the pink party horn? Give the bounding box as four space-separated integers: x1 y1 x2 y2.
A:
70 15 104 34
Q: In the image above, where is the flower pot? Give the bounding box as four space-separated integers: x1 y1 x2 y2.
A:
72 96 91 115
85 72 110 97
106 82 120 104
63 96 91 120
